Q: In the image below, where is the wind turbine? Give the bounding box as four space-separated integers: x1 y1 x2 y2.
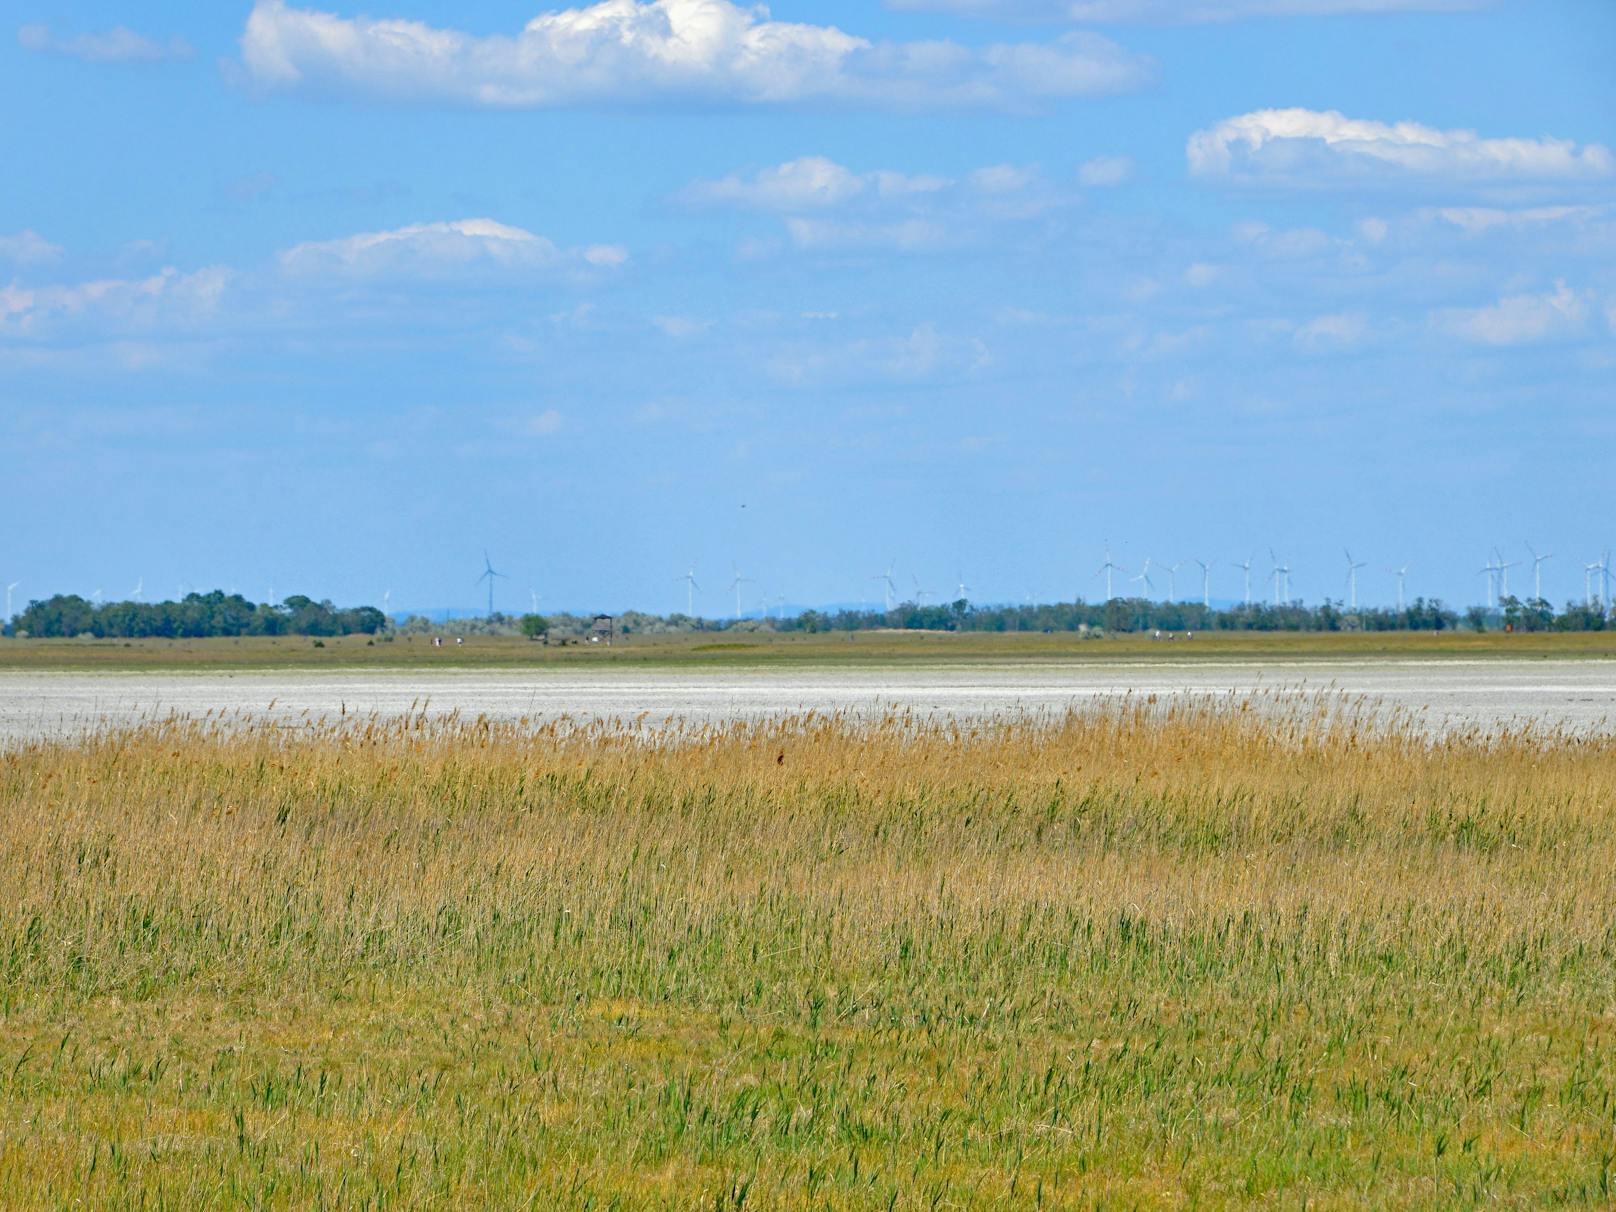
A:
4 582 17 621
1388 564 1410 612
911 574 933 606
1585 558 1602 609
870 562 897 612
954 571 971 603
383 589 392 619
476 550 507 619
729 567 755 621
1097 547 1126 602
131 578 144 602
90 588 104 605
1344 549 1367 611
1602 551 1615 609
1478 555 1501 609
1493 548 1519 600
1269 549 1291 607
1164 562 1182 602
1234 556 1253 608
1193 559 1213 608
1131 558 1155 600
1526 544 1552 604
676 567 699 616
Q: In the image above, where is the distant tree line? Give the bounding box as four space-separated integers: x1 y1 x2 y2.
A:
9 592 386 639
778 597 1468 634
11 591 1613 642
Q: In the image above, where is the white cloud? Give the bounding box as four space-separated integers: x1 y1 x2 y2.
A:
652 314 711 338
886 0 1482 21
682 157 948 211
970 164 1039 194
17 22 193 63
0 230 63 266
1188 108 1614 186
783 216 949 252
1293 311 1369 351
1077 155 1133 186
237 0 1150 110
688 155 1063 253
277 218 627 279
770 322 989 385
1435 280 1591 345
1425 205 1606 235
520 409 564 436
1232 220 1337 259
0 267 230 338
1183 262 1222 288
1356 216 1389 244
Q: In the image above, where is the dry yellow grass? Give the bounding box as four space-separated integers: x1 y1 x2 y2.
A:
2 696 1614 1208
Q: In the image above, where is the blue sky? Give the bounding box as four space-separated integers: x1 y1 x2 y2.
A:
3 0 1613 616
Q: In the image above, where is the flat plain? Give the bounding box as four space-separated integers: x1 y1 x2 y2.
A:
3 630 1616 744
3 634 1616 1208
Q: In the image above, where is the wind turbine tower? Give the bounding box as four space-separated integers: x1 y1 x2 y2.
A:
955 571 971 603
4 582 16 621
1344 550 1367 612
1478 555 1501 609
1193 559 1213 608
1235 556 1253 608
1526 544 1552 603
476 550 507 619
1388 564 1410 613
1494 548 1519 600
676 567 699 616
1132 558 1155 600
870 562 897 612
1097 547 1126 602
1165 562 1182 602
730 568 755 621
131 578 143 602
1269 550 1291 607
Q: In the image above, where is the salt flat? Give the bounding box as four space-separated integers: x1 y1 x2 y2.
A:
3 658 1615 743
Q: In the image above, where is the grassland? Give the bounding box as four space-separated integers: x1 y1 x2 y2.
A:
3 699 1615 1208
3 627 1616 671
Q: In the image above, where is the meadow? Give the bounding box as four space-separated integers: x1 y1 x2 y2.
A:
2 697 1615 1208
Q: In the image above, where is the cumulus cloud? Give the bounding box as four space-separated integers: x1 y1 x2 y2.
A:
1232 220 1336 259
237 0 1150 110
652 314 712 338
1188 108 1614 186
1077 155 1133 186
0 230 63 266
1435 280 1591 345
1424 205 1607 235
17 22 194 63
783 217 950 253
277 218 627 279
1293 311 1369 351
0 267 230 338
519 408 564 436
886 0 1482 21
769 322 989 385
686 155 1063 252
681 157 948 210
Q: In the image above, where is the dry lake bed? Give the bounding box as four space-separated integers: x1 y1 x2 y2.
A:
4 657 1616 743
